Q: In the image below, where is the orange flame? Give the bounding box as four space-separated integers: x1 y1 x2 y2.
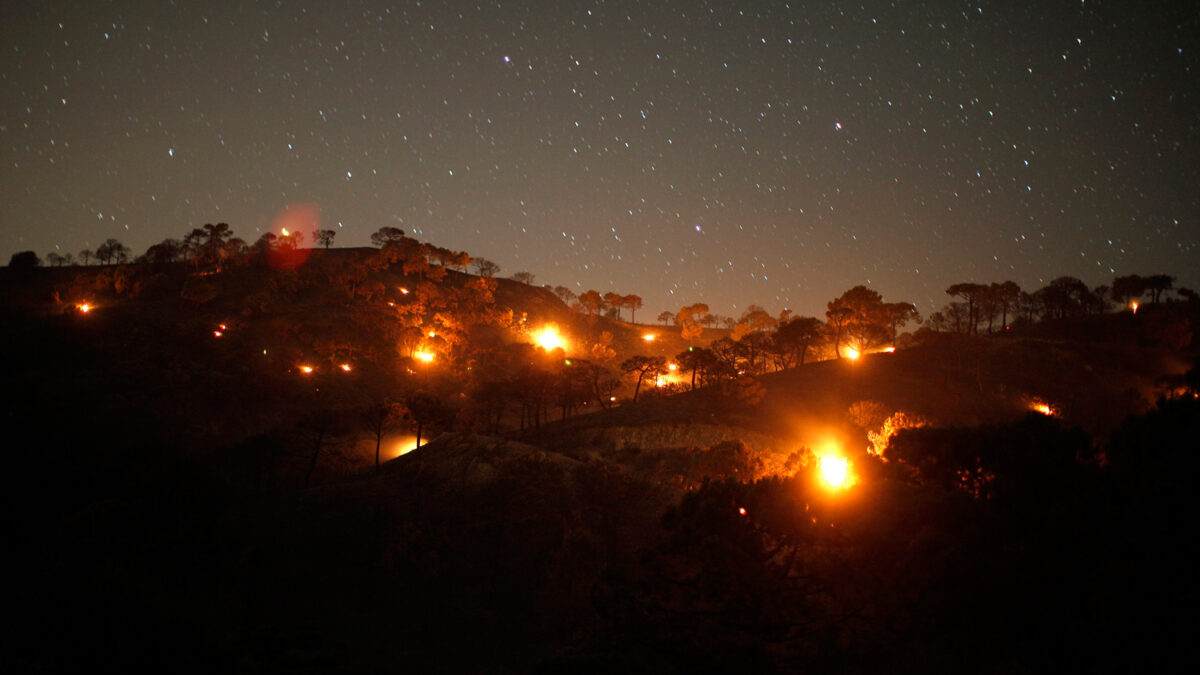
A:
77 303 91 313
818 455 851 489
845 347 860 360
414 351 435 363
642 334 656 342
535 325 566 351
299 365 314 374
340 363 352 372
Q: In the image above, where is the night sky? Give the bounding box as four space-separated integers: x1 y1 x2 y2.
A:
3 1 1196 317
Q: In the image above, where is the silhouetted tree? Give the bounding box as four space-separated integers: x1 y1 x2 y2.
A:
78 248 93 265
362 400 409 470
511 271 535 285
882 302 920 344
96 239 130 265
314 229 336 249
774 316 825 366
603 292 625 321
657 310 673 326
624 294 643 324
472 257 500 277
1111 274 1146 304
946 282 987 334
8 250 41 269
552 285 576 304
1143 274 1174 303
826 286 887 357
370 226 406 247
407 391 450 449
579 290 605 318
620 355 668 402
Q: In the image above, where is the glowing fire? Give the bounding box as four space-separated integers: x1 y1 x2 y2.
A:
738 507 747 516
219 324 227 330
883 346 896 353
340 363 352 372
535 325 566 351
299 365 314 374
1031 401 1055 416
414 351 435 363
427 331 437 338
399 287 410 295
76 303 91 313
281 227 290 236
818 455 851 489
213 330 223 338
1130 301 1139 315
642 334 656 342
844 347 860 360
668 362 678 371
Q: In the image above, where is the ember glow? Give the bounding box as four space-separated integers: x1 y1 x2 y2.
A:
1031 401 1055 416
642 334 656 342
1130 301 1139 315
883 347 896 353
213 331 223 338
76 302 91 313
340 363 352 372
414 351 435 363
818 455 851 489
299 365 314 374
844 347 861 360
535 325 567 352
280 227 290 237
399 287 410 295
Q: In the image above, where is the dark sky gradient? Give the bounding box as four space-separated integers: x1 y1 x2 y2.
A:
2 1 1196 317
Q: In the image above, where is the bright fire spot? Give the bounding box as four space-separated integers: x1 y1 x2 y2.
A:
281 227 290 236
399 287 410 295
535 325 566 351
219 324 227 330
213 331 223 338
609 396 617 402
76 303 91 313
668 362 678 371
1031 401 1055 416
427 331 437 338
299 365 314 374
414 351 435 363
642 334 656 342
845 347 860 360
340 363 352 372
883 346 896 353
818 455 851 489
1130 301 1139 315
738 507 747 516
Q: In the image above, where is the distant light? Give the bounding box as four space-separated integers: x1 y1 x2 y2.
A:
1130 301 1139 315
76 302 91 313
642 334 656 342
281 227 290 236
399 287 410 295
845 347 860 360
668 362 678 371
610 396 617 402
218 324 227 330
213 330 223 338
428 331 437 338
738 507 747 516
299 365 314 374
883 346 896 353
340 363 352 372
414 351 435 363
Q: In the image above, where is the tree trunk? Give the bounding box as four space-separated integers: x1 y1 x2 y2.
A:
304 426 326 488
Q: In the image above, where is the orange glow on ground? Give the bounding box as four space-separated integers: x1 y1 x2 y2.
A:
299 365 314 374
844 347 860 360
818 455 851 489
76 303 91 313
883 346 896 353
414 351 435 363
535 325 567 351
642 334 656 342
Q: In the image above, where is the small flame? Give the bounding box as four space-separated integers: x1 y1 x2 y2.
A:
77 303 91 313
1031 401 1054 416
281 227 290 236
414 351 435 363
340 363 352 372
845 347 860 360
642 334 656 342
219 324 227 330
668 363 678 371
299 365 314 374
427 331 437 338
213 330 223 338
1130 301 1139 315
883 346 896 353
738 507 747 516
399 287 410 295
